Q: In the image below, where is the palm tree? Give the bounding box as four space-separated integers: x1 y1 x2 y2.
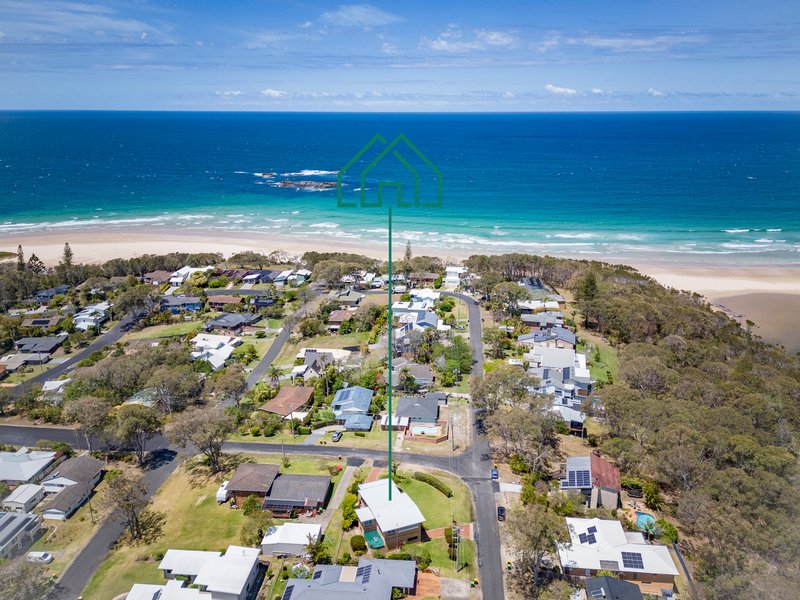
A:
267 365 283 387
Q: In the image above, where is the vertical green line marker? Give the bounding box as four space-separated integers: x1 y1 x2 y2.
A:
387 205 393 501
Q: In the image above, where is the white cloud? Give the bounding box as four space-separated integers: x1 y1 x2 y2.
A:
261 88 289 98
503 91 515 98
217 90 244 98
320 4 401 28
246 30 297 49
475 29 515 47
381 42 397 54
591 88 604 94
647 87 665 97
140 32 147 40
300 21 313 29
545 83 578 96
580 34 705 52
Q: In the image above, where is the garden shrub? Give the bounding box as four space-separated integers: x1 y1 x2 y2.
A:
413 472 453 497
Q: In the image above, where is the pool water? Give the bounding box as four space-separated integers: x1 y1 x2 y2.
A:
411 426 439 435
636 511 656 530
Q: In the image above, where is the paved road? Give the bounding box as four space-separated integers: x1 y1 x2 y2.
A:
10 315 138 398
0 290 507 600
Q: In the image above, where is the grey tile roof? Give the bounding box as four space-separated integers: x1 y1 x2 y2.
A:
14 336 65 354
42 480 91 515
395 396 439 421
227 463 279 494
285 558 416 599
264 474 331 506
45 455 103 485
207 313 259 329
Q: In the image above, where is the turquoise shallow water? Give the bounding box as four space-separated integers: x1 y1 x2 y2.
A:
0 111 798 265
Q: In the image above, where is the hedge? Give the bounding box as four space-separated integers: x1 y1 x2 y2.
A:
413 472 453 497
297 426 312 435
350 535 367 553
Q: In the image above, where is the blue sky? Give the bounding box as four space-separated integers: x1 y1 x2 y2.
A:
0 0 798 111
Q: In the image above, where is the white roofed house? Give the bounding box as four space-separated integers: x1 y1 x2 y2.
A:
0 447 59 485
357 479 425 550
169 266 215 287
2 484 45 513
444 265 467 286
0 511 41 559
73 301 112 332
558 517 678 594
261 523 322 557
128 545 260 600
190 334 242 371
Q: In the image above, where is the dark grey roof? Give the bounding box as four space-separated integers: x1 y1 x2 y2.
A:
585 576 644 600
42 481 92 515
0 511 38 550
14 336 65 354
264 474 331 505
518 326 576 345
161 296 202 307
45 455 103 484
395 396 439 421
207 313 259 329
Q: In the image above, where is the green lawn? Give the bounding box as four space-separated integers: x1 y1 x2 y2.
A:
398 471 473 529
275 332 370 366
125 321 202 340
582 341 619 385
230 429 309 444
318 426 396 450
404 537 477 579
82 453 344 600
3 363 58 384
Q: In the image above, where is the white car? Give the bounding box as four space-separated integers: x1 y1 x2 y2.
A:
26 551 54 564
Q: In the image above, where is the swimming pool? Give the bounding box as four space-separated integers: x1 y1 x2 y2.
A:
411 425 439 436
636 511 655 530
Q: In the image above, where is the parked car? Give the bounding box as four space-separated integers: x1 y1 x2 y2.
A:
491 467 499 480
215 480 230 503
497 506 506 521
26 552 53 564
331 431 343 442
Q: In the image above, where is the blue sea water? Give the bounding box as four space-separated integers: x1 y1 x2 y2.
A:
0 111 798 265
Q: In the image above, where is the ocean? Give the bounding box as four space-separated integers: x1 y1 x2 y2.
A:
0 111 798 265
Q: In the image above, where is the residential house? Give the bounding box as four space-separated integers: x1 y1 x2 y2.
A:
408 272 439 287
260 387 314 418
521 311 564 330
127 579 211 600
290 348 342 383
20 315 64 329
335 289 365 307
517 326 576 350
290 362 322 384
41 455 104 520
357 480 425 549
40 378 71 403
395 395 440 425
190 334 242 371
585 576 644 600
552 405 587 436
205 313 259 333
518 299 562 313
560 453 621 509
261 474 332 517
0 447 59 485
524 346 593 405
518 276 548 293
273 270 294 286
161 295 203 314
558 517 678 592
73 301 111 332
295 348 351 364
143 270 174 285
327 309 353 332
409 288 441 302
2 484 45 513
248 296 275 311
392 359 435 389
226 463 280 506
261 523 322 557
207 295 244 311
216 269 250 282
282 558 417 599
169 266 215 287
332 385 374 431
13 335 65 354
0 512 41 559
157 545 260 600
241 269 281 285
34 285 70 304
0 353 50 373
443 265 467 286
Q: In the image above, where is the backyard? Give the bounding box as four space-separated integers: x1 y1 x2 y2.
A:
274 332 370 366
81 452 345 600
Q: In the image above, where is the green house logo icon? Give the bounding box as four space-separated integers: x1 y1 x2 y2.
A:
337 134 442 209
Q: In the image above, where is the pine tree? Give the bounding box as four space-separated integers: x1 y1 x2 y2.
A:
404 240 412 263
62 243 73 268
27 254 46 275
16 245 24 272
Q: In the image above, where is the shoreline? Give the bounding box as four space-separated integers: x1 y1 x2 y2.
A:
2 227 799 351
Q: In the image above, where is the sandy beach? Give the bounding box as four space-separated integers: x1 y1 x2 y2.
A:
3 228 800 352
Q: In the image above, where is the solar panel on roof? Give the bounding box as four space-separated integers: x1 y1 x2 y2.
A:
576 470 591 487
587 533 597 544
621 552 645 570
312 570 322 580
362 564 372 583
578 533 588 543
587 526 597 534
282 585 294 600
